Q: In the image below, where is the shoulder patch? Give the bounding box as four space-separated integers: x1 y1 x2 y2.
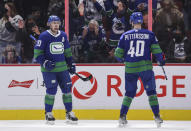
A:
62 37 65 42
36 40 42 47
155 36 158 42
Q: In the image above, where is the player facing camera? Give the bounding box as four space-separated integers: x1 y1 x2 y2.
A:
34 14 78 124
47 15 61 35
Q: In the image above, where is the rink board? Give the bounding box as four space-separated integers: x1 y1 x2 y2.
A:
0 64 191 120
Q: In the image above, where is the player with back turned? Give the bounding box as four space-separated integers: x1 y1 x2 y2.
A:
114 12 165 127
34 15 78 125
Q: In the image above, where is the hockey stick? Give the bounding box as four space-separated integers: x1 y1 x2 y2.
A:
161 66 168 80
74 72 92 81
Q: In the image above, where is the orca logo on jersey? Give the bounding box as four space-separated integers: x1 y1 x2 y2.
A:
71 71 97 100
50 42 64 54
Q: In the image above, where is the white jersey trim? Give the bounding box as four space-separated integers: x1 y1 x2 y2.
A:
47 30 61 37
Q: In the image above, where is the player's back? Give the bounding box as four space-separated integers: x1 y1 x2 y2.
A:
122 28 154 62
120 28 155 73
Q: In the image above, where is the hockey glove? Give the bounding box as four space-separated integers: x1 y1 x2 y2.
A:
157 53 166 66
158 60 165 66
43 60 55 71
115 56 124 63
68 64 76 75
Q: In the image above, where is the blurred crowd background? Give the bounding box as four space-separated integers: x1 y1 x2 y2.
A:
0 0 191 64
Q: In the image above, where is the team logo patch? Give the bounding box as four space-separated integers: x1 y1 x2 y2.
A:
37 40 42 47
50 42 64 54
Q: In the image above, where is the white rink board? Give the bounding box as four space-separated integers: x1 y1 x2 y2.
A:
0 65 191 110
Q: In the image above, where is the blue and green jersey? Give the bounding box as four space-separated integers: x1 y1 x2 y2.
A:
115 28 163 73
34 30 72 72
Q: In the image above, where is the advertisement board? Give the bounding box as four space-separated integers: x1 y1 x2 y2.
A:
0 64 190 110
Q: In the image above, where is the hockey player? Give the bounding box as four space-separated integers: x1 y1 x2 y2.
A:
34 15 78 125
114 12 165 127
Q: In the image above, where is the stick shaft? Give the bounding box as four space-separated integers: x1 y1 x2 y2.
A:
74 72 85 80
162 66 168 80
74 72 92 81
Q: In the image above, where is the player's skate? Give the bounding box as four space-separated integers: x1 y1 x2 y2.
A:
154 114 163 128
45 112 55 125
119 114 127 127
66 111 78 124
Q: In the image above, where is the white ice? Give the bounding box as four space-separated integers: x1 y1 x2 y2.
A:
0 120 190 131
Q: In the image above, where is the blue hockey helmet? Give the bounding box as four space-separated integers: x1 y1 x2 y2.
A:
47 15 61 24
130 12 143 24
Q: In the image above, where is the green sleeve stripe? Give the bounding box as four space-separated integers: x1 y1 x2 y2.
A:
64 48 71 53
34 53 43 59
65 52 72 57
122 96 133 107
64 48 72 57
114 47 124 58
115 53 123 58
34 49 44 53
34 49 44 59
151 44 160 49
151 44 162 54
152 49 162 54
115 47 124 53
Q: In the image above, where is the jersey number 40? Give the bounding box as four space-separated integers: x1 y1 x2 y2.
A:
127 40 145 57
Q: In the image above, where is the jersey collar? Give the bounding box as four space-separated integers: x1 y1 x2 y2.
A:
47 30 61 37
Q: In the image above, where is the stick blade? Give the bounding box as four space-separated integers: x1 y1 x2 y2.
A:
83 74 93 81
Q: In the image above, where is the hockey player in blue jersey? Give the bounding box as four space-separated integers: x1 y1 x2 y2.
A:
114 12 165 127
34 15 78 125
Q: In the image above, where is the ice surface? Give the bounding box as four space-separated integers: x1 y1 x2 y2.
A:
0 120 190 131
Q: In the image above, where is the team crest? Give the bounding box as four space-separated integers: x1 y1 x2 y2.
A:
50 42 64 54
